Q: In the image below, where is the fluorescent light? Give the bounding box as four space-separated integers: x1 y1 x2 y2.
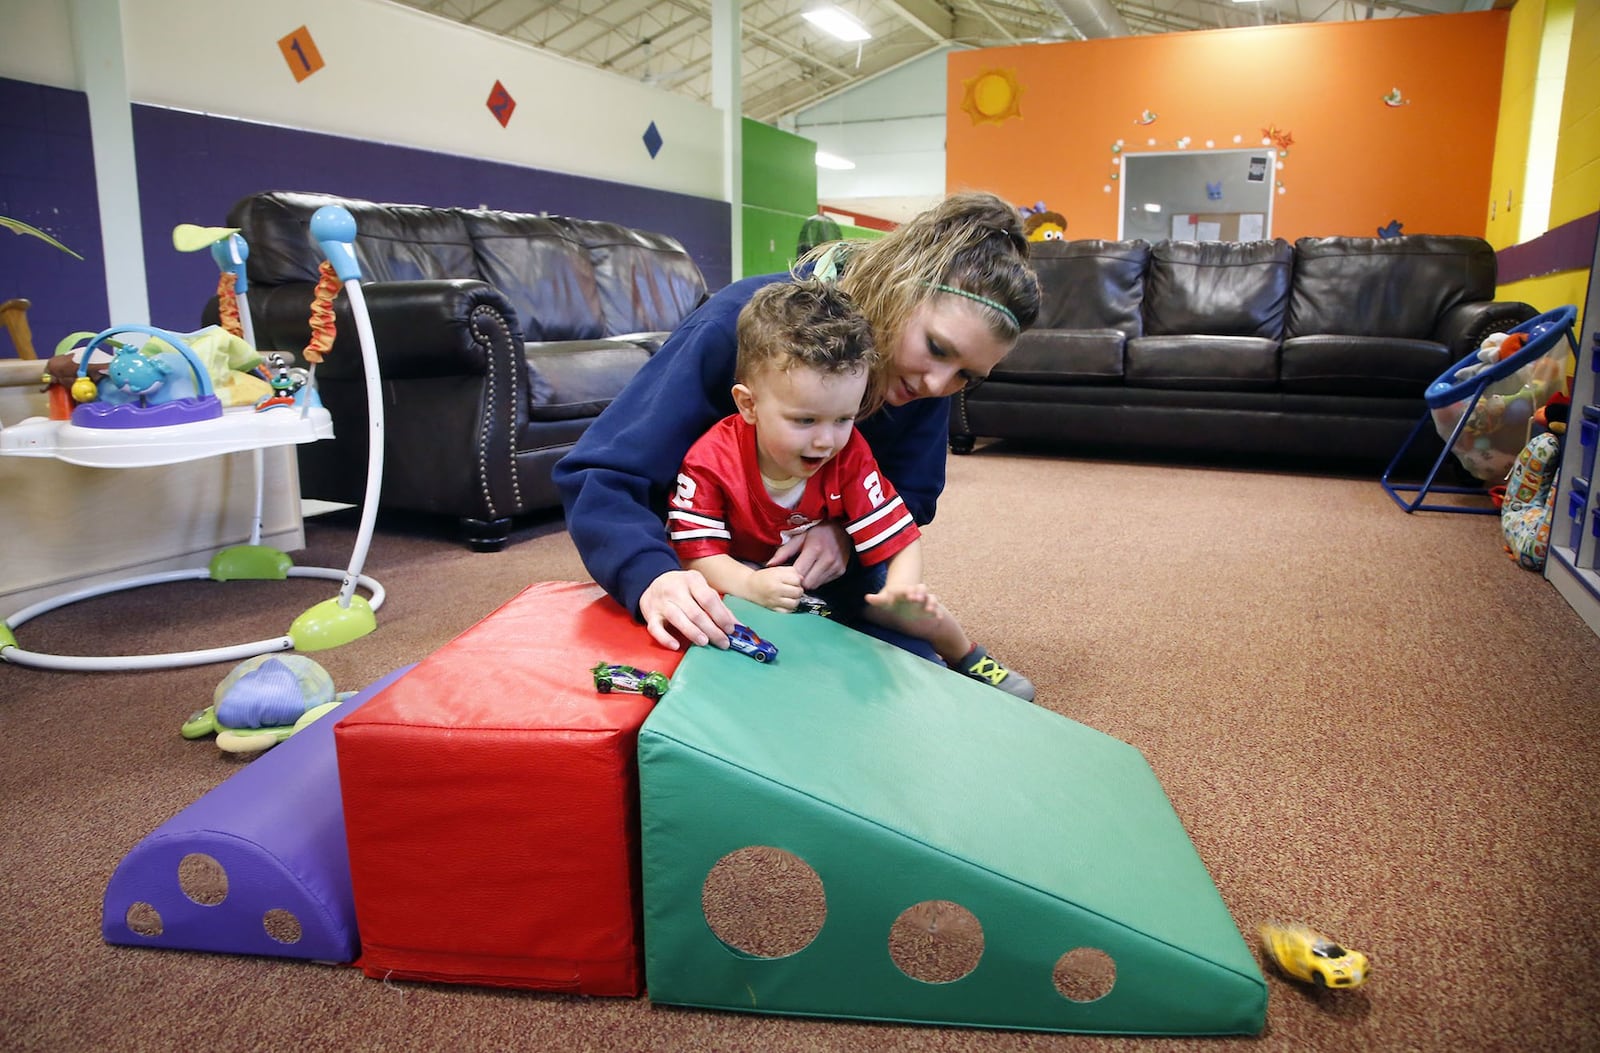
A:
804 7 872 42
815 150 856 170
1142 203 1162 213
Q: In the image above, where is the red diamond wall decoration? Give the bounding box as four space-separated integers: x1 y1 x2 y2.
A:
487 81 516 128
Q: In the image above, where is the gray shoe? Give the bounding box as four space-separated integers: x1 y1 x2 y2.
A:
958 645 1036 702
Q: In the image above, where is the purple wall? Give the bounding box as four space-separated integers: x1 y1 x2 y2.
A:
0 78 107 359
0 75 731 360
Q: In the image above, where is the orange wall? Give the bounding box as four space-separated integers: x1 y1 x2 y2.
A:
947 13 1510 241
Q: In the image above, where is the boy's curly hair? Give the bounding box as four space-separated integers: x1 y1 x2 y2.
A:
736 279 882 412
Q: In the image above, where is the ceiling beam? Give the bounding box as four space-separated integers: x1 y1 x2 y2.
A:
881 0 959 40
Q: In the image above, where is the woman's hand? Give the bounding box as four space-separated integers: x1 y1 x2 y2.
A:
639 569 737 650
767 522 850 590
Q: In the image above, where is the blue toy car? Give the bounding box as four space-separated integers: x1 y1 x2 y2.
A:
728 623 778 663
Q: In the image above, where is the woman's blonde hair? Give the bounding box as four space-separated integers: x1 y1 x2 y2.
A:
797 191 1041 396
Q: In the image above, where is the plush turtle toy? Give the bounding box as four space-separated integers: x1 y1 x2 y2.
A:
181 654 352 754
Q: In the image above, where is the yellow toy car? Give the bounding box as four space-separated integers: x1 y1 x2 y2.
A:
1257 922 1370 989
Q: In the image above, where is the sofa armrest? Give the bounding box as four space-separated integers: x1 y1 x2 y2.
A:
325 280 523 381
1434 300 1539 358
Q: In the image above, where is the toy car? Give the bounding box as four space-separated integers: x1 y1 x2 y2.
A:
591 662 670 700
795 594 832 617
1258 922 1369 989
727 623 779 663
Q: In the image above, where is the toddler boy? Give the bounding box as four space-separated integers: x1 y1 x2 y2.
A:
666 280 1035 701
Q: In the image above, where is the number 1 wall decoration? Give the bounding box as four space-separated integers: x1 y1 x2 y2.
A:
278 26 325 83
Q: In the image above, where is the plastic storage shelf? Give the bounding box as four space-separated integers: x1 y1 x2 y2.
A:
1544 227 1600 639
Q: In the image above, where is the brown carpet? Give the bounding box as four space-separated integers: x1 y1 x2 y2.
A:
4 445 1598 1052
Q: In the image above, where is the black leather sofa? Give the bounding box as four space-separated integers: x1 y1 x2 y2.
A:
212 191 707 549
951 235 1537 466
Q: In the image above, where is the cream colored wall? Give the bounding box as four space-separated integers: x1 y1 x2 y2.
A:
0 0 726 200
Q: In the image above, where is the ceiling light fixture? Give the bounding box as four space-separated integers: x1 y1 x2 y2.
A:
803 7 872 42
815 150 857 170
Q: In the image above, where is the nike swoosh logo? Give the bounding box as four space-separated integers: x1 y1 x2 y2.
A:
829 493 842 500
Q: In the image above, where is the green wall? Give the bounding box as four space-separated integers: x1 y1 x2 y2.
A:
741 119 817 277
739 119 887 278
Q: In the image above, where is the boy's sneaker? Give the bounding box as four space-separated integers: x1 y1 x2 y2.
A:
958 645 1036 702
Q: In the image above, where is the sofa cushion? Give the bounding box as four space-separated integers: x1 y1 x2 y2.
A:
1143 240 1292 339
1280 335 1450 397
1028 240 1149 334
524 339 652 422
990 329 1124 384
1286 235 1497 340
231 191 479 285
1125 335 1278 391
557 219 707 336
461 210 606 342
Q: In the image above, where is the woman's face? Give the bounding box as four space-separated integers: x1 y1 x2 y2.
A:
882 297 1013 407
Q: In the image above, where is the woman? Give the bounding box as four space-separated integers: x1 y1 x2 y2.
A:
554 191 1041 652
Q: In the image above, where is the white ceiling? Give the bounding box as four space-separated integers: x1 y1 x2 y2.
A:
385 0 1485 124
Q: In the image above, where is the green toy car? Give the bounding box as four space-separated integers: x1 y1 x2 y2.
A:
592 662 670 700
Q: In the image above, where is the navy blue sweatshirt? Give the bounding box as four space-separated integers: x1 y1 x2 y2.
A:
554 272 952 619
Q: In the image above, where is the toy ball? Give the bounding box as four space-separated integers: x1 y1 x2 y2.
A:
70 377 98 403
214 654 336 729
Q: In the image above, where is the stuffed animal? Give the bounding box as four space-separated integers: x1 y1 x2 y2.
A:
181 654 352 754
1501 431 1561 571
1023 210 1067 242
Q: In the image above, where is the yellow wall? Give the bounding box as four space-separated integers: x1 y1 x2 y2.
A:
1493 0 1598 325
1485 0 1546 249
1549 0 1597 228
946 14 1510 242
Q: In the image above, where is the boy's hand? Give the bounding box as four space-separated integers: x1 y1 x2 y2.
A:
768 522 849 590
865 582 941 620
750 566 805 612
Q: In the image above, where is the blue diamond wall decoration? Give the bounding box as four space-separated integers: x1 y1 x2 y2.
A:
643 121 663 159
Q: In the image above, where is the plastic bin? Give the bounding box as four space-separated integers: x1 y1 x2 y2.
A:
1568 475 1590 551
1580 405 1599 483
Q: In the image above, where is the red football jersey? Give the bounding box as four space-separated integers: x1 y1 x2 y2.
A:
668 414 919 567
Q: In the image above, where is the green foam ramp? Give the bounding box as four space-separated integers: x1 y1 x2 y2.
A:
638 598 1266 1035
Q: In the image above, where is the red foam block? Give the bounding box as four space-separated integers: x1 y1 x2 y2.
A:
334 581 681 995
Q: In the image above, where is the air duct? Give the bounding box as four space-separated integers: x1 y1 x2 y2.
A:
1040 0 1131 38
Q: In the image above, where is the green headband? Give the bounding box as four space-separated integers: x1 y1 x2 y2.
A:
927 283 1019 329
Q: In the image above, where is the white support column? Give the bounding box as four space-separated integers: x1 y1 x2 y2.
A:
710 0 742 281
67 0 148 325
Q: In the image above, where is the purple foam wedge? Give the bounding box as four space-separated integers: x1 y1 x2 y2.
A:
102 665 413 962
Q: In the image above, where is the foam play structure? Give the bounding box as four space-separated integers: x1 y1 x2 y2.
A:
102 665 411 961
333 581 682 995
638 599 1267 1035
102 582 1264 1035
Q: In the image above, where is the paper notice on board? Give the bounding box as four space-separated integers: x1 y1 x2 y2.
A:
1195 221 1222 241
1171 214 1197 240
1238 213 1265 241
